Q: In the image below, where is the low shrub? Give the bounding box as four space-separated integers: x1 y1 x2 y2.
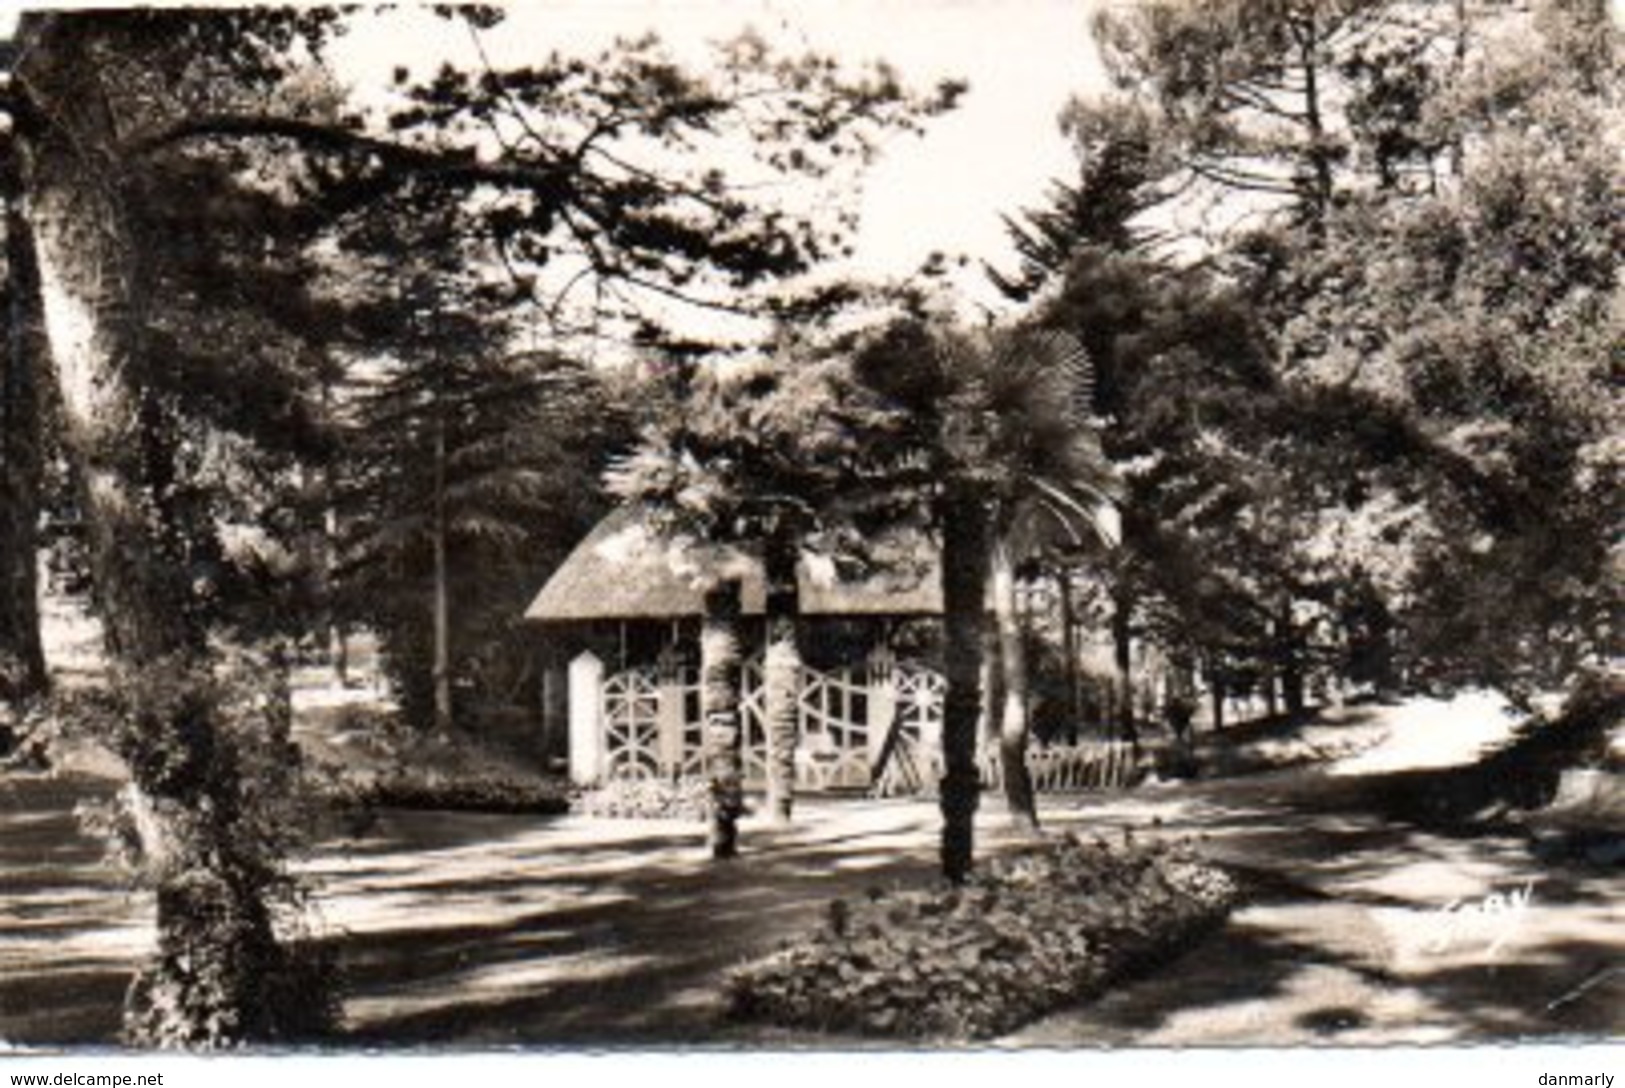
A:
337 769 571 815
726 833 1236 1040
572 777 710 820
305 721 569 817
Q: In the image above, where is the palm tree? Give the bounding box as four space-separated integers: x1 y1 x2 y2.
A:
760 531 801 824
943 327 1118 831
609 356 903 853
852 321 1115 875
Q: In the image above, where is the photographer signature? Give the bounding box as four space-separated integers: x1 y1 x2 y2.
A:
1418 878 1536 959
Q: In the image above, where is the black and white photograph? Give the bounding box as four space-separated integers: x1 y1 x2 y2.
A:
0 0 1619 1067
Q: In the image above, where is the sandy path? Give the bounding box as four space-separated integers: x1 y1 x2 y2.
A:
4 706 1619 1048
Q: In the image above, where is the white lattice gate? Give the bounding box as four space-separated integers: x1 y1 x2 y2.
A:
598 653 943 791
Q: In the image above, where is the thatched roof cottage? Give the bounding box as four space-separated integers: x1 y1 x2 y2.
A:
525 506 947 790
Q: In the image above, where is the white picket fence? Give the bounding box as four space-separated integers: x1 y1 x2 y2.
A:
871 738 1139 798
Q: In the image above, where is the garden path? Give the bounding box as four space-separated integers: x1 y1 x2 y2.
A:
2 697 1619 1048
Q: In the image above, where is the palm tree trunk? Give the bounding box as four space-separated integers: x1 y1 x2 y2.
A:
991 537 1039 831
762 535 800 825
700 577 745 858
978 624 1001 745
939 487 988 884
0 169 50 722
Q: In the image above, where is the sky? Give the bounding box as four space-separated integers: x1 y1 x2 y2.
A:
10 0 1618 327
0 1 1110 315
322 0 1111 312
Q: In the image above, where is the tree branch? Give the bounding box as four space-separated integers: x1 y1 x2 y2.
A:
125 112 574 199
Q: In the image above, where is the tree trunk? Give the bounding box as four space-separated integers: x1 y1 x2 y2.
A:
1450 0 1468 178
1295 9 1334 229
1165 654 1196 742
14 14 305 1044
1285 669 1306 718
700 578 745 858
939 487 987 884
326 499 349 687
977 623 1001 746
430 358 453 733
1058 568 1080 743
1280 601 1306 719
318 382 348 687
0 161 50 722
1208 659 1226 733
762 534 800 825
1111 587 1137 754
19 53 199 666
991 538 1038 831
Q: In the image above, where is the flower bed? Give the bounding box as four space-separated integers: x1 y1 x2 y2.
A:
572 776 710 820
726 833 1237 1040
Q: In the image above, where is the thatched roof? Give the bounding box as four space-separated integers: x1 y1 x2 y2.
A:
524 506 942 622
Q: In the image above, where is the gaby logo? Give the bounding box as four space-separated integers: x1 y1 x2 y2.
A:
1420 878 1535 958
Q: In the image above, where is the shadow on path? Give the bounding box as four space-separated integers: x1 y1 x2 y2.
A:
3 724 1620 1049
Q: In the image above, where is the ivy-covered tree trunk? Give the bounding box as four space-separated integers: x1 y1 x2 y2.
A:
701 577 746 858
990 538 1038 831
14 13 315 1046
939 487 988 884
762 535 800 825
0 165 49 722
